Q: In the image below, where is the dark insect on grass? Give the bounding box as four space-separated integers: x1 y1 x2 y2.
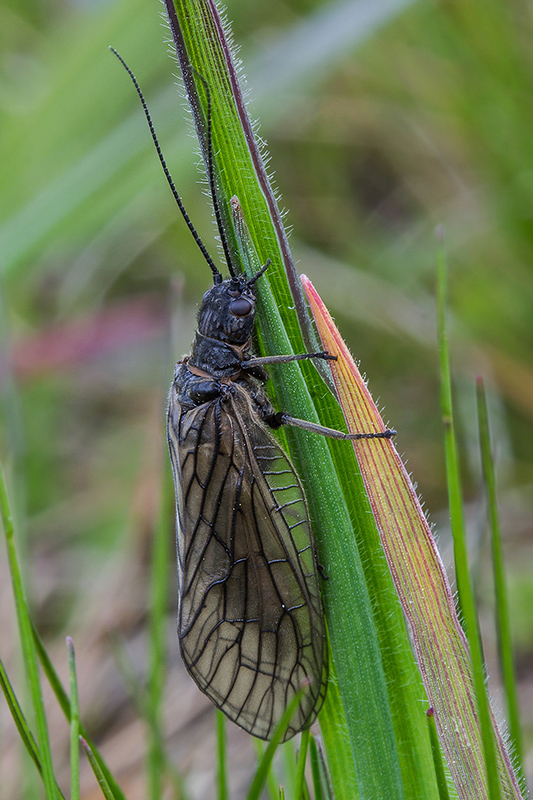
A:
111 48 395 741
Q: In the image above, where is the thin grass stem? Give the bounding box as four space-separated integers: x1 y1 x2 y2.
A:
0 464 59 800
0 656 44 777
476 379 525 781
32 624 127 800
216 710 228 800
436 231 502 800
426 708 451 800
308 736 326 800
81 738 115 800
247 690 307 800
294 729 310 800
67 638 80 800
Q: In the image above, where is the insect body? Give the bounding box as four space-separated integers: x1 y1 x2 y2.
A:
167 272 327 740
111 48 395 741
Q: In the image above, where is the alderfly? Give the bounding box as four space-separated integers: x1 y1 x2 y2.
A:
111 49 395 741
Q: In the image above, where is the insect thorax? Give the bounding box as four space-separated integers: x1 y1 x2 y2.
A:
189 331 251 378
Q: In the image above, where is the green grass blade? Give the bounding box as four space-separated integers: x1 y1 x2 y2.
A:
32 625 127 800
0 464 59 800
81 738 116 800
0 656 67 799
216 710 228 800
280 740 298 800
312 653 357 800
246 690 308 800
426 709 452 800
0 655 44 777
476 378 525 781
67 638 80 800
253 740 279 800
293 729 310 800
308 736 328 800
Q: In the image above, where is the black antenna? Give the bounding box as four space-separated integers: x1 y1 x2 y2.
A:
248 258 271 286
109 47 223 285
191 69 236 278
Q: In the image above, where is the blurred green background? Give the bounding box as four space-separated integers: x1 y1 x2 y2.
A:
1 0 532 797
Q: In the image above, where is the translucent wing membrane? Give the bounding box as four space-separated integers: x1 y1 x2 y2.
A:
167 384 327 740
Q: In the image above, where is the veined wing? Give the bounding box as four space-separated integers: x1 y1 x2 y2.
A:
167 384 327 741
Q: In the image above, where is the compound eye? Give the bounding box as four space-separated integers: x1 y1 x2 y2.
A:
229 297 253 317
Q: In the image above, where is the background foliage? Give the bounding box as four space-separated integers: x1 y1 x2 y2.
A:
1 0 532 797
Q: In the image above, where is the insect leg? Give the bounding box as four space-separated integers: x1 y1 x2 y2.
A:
245 353 396 439
241 352 336 368
268 412 396 440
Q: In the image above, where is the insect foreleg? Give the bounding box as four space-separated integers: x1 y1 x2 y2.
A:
241 352 336 369
268 412 396 441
